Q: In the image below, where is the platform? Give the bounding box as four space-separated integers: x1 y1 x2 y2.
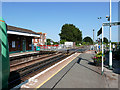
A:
40 53 107 88
13 51 119 89
14 52 80 88
9 51 39 58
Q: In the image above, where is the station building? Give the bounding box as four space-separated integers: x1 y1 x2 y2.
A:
7 25 47 53
33 32 47 46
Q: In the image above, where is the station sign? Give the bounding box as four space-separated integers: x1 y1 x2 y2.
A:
103 22 120 26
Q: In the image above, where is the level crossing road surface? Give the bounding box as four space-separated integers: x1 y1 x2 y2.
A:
39 52 108 88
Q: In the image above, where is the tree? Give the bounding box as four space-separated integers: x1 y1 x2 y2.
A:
103 37 108 44
100 37 108 44
53 42 59 45
60 39 66 44
59 24 82 44
47 39 53 45
83 36 93 44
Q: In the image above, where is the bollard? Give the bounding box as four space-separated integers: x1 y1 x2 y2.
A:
0 17 10 89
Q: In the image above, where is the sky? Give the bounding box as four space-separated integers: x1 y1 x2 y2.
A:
2 2 119 42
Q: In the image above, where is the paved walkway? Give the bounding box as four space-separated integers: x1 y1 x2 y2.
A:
104 54 120 88
40 52 109 88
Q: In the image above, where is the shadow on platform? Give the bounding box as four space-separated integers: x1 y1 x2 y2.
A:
77 56 101 75
8 71 21 89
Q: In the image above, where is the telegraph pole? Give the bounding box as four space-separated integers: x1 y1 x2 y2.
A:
109 0 112 69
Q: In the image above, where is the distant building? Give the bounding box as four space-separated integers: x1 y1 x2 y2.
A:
64 42 75 47
7 25 40 53
33 32 47 46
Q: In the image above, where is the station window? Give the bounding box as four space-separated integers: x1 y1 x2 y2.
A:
12 41 15 48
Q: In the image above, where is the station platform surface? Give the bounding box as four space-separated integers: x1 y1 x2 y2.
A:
9 51 39 58
18 51 119 89
40 52 107 88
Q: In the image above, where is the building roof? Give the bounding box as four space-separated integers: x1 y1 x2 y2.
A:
7 25 40 37
37 32 42 34
7 25 38 34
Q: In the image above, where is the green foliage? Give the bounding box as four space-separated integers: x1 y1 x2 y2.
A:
53 42 59 45
76 44 80 47
60 39 66 44
103 37 108 44
100 37 108 44
82 42 90 45
83 36 93 44
47 39 52 45
82 42 86 45
111 42 117 45
59 24 82 44
96 51 105 57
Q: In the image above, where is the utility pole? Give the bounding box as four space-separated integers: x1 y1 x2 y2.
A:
109 0 112 69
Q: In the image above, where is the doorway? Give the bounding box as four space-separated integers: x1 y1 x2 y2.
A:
22 39 26 52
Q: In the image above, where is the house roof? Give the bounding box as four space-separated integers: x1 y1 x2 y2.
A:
7 25 38 34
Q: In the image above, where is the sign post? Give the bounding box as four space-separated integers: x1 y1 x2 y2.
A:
101 25 104 75
102 21 120 72
98 22 120 75
109 0 112 69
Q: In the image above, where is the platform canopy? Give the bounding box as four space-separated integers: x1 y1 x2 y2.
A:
7 25 40 37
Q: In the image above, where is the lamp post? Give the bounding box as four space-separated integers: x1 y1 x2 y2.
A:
105 0 112 69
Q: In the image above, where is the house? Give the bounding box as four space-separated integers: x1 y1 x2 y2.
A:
33 32 47 46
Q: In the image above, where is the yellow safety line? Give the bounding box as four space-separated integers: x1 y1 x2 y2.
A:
36 53 80 89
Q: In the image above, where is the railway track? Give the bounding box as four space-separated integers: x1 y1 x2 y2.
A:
8 51 74 89
10 51 57 65
10 53 62 72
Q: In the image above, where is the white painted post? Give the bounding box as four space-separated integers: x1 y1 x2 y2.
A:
109 0 112 69
97 36 98 52
102 25 104 75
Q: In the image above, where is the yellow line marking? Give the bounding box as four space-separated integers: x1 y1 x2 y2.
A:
36 53 80 89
